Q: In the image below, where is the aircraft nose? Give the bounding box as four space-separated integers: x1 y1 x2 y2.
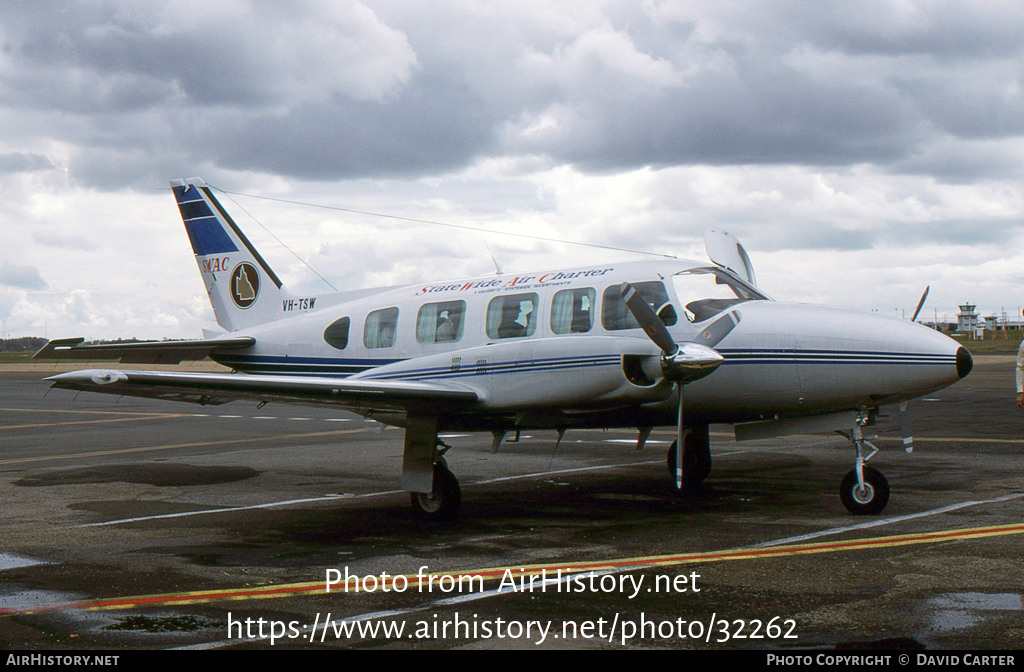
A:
956 346 973 379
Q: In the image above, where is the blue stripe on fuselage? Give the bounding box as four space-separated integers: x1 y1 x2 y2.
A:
212 349 955 383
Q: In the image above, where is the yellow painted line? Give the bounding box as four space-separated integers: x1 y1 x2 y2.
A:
0 428 368 466
6 522 1022 615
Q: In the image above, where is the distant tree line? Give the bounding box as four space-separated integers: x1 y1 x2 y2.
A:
0 337 48 352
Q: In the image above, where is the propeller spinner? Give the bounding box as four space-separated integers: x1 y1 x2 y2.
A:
619 282 739 489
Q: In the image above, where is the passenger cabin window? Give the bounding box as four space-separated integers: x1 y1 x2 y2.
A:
602 281 678 331
486 293 539 339
551 288 595 334
323 317 350 350
364 307 399 349
417 300 466 344
671 267 768 323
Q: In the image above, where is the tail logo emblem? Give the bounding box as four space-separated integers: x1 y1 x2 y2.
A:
231 262 260 309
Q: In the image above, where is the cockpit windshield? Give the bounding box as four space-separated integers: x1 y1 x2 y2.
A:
672 267 769 323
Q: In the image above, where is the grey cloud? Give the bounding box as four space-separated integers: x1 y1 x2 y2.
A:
888 139 1024 183
32 231 98 251
0 261 47 290
4 2 1024 188
0 153 53 173
740 219 1021 253
877 219 1024 247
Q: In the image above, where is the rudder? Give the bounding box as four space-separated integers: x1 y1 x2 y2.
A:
171 177 288 332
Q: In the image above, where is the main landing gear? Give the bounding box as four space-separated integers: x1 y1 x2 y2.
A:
410 456 462 521
402 418 462 521
665 424 712 488
838 414 890 515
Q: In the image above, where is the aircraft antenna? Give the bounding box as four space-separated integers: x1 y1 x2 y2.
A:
213 188 338 292
483 241 503 275
213 188 679 260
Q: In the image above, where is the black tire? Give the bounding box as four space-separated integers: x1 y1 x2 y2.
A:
666 426 712 486
410 462 461 521
839 466 889 515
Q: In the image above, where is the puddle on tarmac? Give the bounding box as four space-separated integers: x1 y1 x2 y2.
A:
0 553 47 571
103 615 219 633
0 588 77 612
926 592 1023 631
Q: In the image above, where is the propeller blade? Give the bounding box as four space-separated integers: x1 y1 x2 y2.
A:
620 282 677 355
621 282 730 384
911 286 930 322
696 310 741 348
676 385 685 489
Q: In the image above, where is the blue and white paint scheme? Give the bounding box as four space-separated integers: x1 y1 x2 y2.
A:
39 177 972 519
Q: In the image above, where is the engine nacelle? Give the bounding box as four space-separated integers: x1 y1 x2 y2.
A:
354 336 674 411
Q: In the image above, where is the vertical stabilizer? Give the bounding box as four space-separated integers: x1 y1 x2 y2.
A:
171 177 289 332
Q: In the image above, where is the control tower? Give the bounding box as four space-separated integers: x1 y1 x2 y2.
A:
957 303 979 332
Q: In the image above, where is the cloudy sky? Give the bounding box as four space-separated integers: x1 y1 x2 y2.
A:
2 0 1023 340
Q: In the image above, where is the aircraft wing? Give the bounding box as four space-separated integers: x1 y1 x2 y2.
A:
44 369 479 413
32 337 256 365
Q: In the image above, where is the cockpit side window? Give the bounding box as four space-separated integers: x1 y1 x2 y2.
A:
601 281 677 331
672 268 767 323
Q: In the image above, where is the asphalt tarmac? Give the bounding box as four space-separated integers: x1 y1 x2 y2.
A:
0 355 1021 650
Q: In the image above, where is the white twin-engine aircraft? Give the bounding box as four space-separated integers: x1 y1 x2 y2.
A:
39 177 973 520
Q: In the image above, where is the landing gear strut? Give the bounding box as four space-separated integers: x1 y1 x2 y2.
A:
666 424 712 487
838 413 890 515
402 417 461 521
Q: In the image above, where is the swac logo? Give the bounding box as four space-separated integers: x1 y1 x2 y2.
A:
231 262 260 309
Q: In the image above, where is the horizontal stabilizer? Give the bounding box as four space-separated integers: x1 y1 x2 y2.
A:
33 337 256 365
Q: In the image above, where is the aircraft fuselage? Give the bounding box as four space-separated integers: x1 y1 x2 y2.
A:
209 258 969 431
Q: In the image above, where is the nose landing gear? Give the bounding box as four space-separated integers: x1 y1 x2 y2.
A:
838 413 890 515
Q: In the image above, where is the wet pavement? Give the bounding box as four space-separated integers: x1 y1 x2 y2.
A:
0 355 1021 649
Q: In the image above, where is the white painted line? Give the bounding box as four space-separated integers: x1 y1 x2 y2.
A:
76 459 664 528
74 490 405 528
754 492 1024 548
217 415 242 419
604 439 670 445
475 460 660 485
325 418 352 422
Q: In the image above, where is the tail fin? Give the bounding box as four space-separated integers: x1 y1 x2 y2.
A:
171 177 288 332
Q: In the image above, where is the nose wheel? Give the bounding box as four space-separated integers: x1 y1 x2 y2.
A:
840 466 889 515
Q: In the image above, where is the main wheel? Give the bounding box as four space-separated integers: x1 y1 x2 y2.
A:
666 426 712 486
839 466 889 515
410 461 461 521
